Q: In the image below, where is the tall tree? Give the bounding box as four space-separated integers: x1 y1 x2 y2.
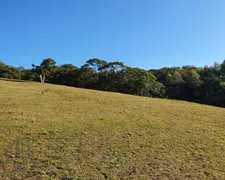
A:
82 58 107 72
32 58 56 83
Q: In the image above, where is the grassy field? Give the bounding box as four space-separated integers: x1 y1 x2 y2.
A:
0 80 225 179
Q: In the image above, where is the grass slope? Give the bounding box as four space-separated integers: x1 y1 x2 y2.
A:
0 80 225 179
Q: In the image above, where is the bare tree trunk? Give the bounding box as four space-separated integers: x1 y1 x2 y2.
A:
42 75 46 83
40 74 45 83
40 74 43 83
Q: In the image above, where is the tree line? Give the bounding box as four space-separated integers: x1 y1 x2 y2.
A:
1 58 225 107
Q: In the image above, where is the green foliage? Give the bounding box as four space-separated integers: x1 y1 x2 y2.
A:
0 61 21 79
166 71 184 85
0 58 225 107
51 64 78 86
123 67 166 97
182 69 202 87
221 82 225 89
32 58 56 83
221 60 225 81
99 62 126 72
82 58 107 72
21 69 36 81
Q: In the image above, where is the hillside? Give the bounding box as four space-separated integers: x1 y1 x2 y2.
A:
0 80 225 179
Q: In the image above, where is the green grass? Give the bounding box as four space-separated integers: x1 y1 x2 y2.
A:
0 80 225 179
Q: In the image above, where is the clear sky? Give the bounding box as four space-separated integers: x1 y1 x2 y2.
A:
1 0 225 69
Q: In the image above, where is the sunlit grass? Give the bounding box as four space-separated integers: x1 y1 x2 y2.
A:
0 80 225 179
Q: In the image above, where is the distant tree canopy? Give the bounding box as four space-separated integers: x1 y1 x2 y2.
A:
0 58 225 108
0 61 21 79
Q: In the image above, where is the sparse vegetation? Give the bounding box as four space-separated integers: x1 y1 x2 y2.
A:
0 80 225 179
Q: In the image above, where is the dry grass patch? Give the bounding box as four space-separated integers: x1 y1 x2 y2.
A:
0 80 225 179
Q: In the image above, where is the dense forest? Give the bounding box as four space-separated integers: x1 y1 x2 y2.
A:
1 58 225 108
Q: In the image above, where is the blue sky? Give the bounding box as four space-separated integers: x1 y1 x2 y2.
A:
1 0 225 69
